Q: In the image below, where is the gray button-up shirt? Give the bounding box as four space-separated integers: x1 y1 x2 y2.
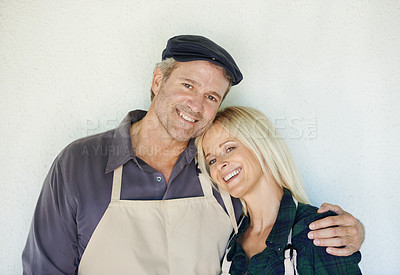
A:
22 110 241 275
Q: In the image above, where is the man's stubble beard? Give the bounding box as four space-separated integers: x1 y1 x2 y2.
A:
153 86 210 142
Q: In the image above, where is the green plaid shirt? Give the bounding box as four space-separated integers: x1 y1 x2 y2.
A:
226 189 362 274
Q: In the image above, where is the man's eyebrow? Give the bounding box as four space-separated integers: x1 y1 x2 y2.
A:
208 91 222 102
179 78 201 87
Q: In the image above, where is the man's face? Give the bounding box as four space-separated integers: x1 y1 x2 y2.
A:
152 60 230 142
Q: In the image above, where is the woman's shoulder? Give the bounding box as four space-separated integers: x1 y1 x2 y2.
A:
292 203 362 274
291 202 337 249
295 202 337 227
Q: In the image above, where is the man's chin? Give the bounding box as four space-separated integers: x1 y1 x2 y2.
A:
170 134 195 142
168 130 201 142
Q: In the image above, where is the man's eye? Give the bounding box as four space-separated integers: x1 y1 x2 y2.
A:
208 159 216 165
206 95 216 102
183 83 192 89
226 147 235 153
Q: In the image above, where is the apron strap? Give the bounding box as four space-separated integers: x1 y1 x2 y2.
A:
198 173 213 197
219 187 238 234
220 248 232 275
111 166 123 201
286 197 298 243
221 216 245 274
198 173 238 234
284 245 298 275
284 196 299 275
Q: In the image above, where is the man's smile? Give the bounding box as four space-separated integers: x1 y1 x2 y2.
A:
177 109 198 123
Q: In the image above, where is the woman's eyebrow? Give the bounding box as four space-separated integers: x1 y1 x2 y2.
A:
204 139 235 158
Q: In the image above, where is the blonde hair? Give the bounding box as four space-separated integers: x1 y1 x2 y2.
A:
196 106 309 208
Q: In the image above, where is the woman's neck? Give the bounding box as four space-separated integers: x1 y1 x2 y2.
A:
242 179 284 234
238 178 284 259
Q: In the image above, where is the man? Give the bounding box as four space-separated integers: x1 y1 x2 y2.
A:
23 35 364 274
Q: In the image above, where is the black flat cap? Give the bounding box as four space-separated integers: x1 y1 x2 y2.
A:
162 35 243 85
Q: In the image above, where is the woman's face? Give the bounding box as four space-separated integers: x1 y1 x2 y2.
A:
202 123 265 198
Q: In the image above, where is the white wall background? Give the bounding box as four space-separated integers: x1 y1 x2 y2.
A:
1 0 399 274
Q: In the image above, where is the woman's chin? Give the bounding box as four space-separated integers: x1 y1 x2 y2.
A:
217 181 245 199
227 186 245 199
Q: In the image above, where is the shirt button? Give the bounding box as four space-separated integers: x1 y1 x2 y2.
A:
277 247 283 252
156 176 162 182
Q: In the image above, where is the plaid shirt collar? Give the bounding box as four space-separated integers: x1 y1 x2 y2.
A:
227 188 297 261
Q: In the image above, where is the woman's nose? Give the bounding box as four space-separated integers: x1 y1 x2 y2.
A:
217 158 228 171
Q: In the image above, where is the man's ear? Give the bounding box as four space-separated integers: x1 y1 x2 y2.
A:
152 68 164 96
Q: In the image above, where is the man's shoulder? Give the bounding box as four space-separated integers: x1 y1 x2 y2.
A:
58 129 116 162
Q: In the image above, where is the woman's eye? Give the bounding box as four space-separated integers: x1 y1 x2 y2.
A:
183 83 192 89
226 147 235 153
208 159 216 165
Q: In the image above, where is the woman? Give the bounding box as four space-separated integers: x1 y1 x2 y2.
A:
196 106 361 274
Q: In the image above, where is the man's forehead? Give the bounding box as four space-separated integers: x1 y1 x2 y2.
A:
170 61 229 96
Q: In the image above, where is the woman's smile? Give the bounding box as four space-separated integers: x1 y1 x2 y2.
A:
202 123 265 198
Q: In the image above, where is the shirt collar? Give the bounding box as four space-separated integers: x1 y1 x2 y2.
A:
227 188 297 260
183 139 197 164
105 110 198 174
105 110 146 174
265 188 297 249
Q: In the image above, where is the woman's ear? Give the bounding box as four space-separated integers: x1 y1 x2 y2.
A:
151 68 164 96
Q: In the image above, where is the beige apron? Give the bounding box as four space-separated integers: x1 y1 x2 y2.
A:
78 165 238 275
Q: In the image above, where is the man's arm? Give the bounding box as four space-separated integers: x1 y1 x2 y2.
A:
22 156 78 275
307 203 365 256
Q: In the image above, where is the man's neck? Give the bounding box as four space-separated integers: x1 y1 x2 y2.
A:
130 115 188 183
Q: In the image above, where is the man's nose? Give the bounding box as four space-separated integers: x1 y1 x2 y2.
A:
187 93 204 113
